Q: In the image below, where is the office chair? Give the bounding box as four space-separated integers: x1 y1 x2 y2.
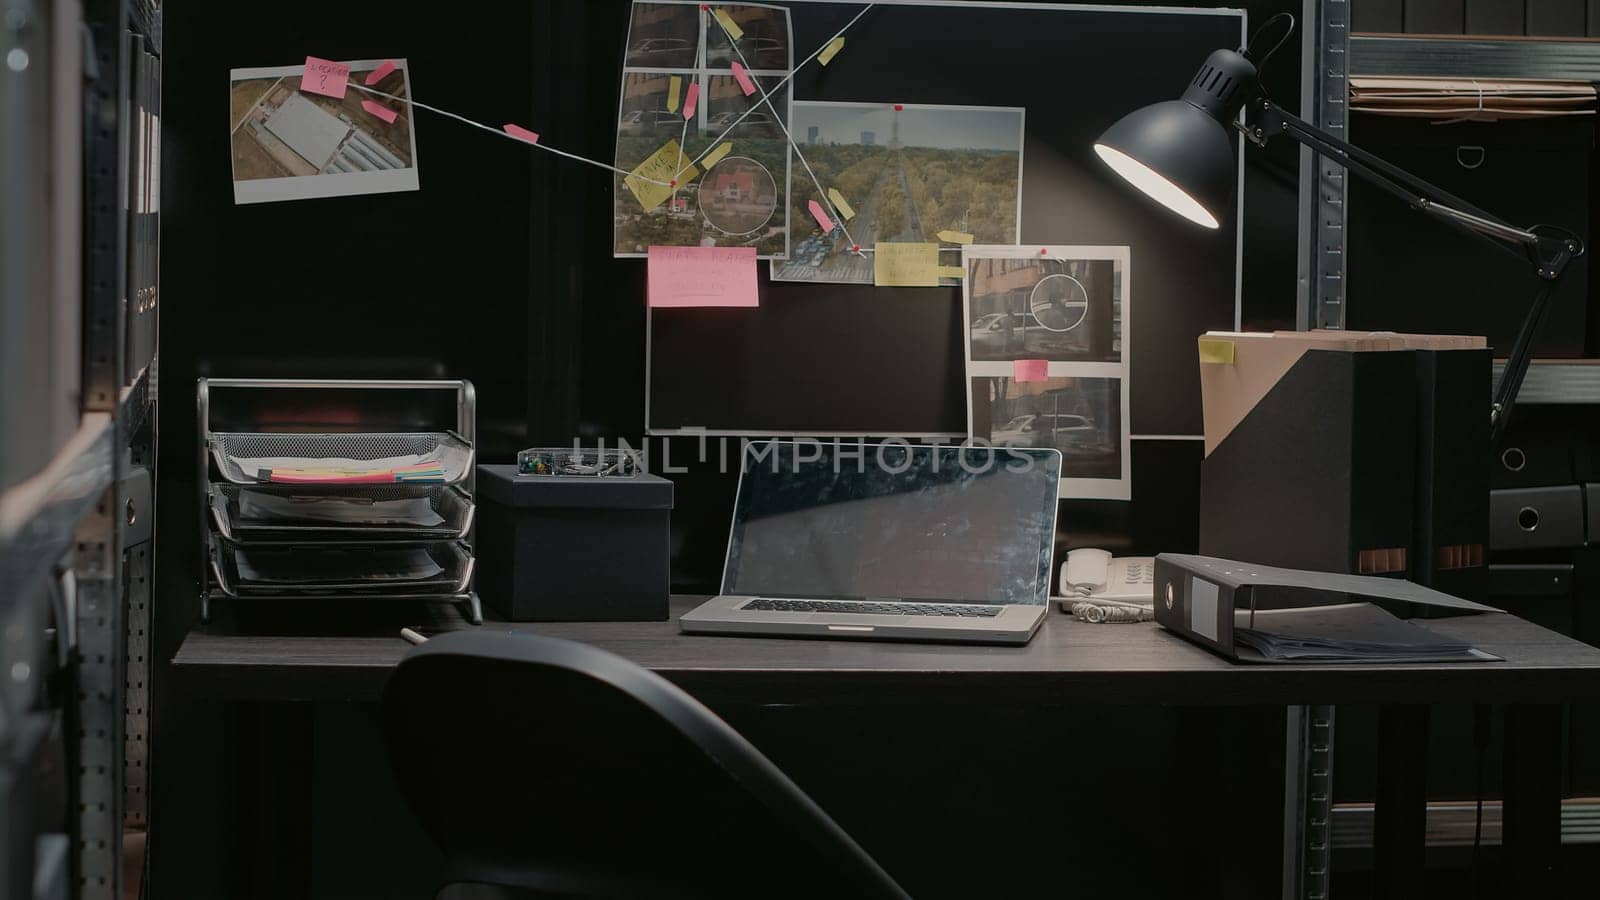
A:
383 630 912 900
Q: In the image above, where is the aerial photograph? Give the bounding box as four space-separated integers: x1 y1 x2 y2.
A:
772 102 1024 285
613 73 790 257
229 60 417 204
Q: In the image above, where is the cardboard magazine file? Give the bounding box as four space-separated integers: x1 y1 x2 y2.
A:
1197 331 1418 578
1152 553 1501 664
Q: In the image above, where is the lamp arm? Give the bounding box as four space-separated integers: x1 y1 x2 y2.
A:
1246 97 1581 443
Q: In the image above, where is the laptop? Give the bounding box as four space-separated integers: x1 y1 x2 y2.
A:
680 441 1062 645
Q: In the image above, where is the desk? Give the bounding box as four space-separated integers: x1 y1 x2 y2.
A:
176 596 1600 899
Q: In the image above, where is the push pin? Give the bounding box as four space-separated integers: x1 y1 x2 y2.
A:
894 103 904 111
851 244 861 253
670 179 678 187
1039 248 1048 255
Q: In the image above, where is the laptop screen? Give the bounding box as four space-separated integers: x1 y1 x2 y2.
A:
722 442 1061 606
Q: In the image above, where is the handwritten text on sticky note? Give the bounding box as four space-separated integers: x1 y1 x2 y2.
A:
626 139 698 212
1014 359 1050 383
362 100 399 124
364 59 397 86
873 243 941 287
301 57 351 99
648 246 759 308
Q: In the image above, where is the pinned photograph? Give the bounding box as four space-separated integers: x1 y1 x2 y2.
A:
964 246 1128 364
705 3 792 70
615 0 794 258
772 102 1024 285
625 2 701 69
970 375 1129 500
229 59 419 205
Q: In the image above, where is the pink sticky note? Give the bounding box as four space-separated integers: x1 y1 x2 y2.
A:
503 123 540 145
807 200 835 234
300 56 351 98
647 246 759 308
1013 359 1050 383
364 59 397 86
362 100 398 124
682 81 701 120
731 61 757 96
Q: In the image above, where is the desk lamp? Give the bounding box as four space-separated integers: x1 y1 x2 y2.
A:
1093 14 1582 442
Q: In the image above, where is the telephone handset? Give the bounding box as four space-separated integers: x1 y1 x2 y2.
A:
1057 549 1157 622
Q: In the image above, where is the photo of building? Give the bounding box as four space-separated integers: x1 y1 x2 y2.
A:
228 59 418 204
967 257 1123 363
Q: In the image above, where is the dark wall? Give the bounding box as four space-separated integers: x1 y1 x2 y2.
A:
153 2 546 895
152 2 1305 896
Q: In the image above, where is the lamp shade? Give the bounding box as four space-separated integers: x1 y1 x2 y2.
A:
1093 48 1260 230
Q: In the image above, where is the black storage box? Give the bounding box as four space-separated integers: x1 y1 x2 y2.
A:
476 464 673 621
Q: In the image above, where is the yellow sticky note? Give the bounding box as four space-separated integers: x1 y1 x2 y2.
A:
937 265 966 279
828 188 856 221
625 139 699 213
874 243 941 287
937 230 974 245
1198 338 1236 365
819 36 846 66
712 7 744 40
701 141 734 170
667 75 682 113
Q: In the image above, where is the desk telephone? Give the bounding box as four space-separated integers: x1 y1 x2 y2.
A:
1057 549 1156 623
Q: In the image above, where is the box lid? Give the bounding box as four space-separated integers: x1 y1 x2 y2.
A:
477 464 674 510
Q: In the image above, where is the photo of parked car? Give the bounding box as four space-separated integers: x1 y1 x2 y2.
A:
966 256 1122 363
969 375 1125 495
624 3 700 68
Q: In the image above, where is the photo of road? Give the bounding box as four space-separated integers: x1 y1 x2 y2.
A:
773 102 1024 285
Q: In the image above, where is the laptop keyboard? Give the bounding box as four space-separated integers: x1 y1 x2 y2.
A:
741 598 1004 618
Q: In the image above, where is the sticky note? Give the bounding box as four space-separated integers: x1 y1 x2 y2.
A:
827 188 856 221
503 123 540 144
712 7 744 40
1198 338 1236 365
363 59 396 86
807 200 835 234
300 56 351 99
362 100 399 124
648 246 759 308
626 139 699 212
937 265 966 279
873 242 941 287
731 61 757 96
701 141 734 169
1014 359 1050 383
819 36 846 66
683 81 700 120
667 75 682 113
937 230 975 245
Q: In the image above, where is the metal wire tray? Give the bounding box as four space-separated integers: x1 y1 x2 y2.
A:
208 484 476 545
207 431 474 487
209 542 475 597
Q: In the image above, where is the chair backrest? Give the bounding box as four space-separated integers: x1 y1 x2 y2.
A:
383 630 912 900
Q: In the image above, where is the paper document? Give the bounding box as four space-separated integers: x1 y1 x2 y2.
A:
1233 603 1498 663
